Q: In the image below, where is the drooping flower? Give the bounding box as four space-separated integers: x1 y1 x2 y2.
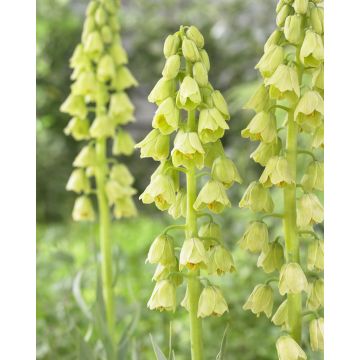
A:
239 181 274 213
112 129 135 156
255 45 284 78
146 234 176 266
296 193 324 228
306 279 324 310
300 30 324 67
162 54 181 80
168 188 187 219
147 280 177 312
197 286 229 318
66 168 91 194
276 336 307 360
176 76 202 110
243 84 270 113
72 196 95 222
241 111 277 143
307 240 324 271
135 129 170 161
259 156 294 187
284 14 303 45
301 161 324 192
208 245 236 275
198 108 229 143
211 156 242 188
152 97 179 135
243 284 274 318
279 262 309 295
179 237 208 271
250 138 282 166
257 241 284 273
239 221 269 253
148 78 175 105
113 196 137 219
271 299 289 327
309 318 324 352
73 145 97 168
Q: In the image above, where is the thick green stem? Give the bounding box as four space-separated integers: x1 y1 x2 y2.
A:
283 110 302 343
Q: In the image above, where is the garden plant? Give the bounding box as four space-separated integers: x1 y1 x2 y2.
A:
136 25 242 359
239 0 324 358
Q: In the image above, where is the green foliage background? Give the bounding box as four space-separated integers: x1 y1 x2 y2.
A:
36 0 319 359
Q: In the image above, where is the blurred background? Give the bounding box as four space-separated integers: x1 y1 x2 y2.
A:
36 0 320 359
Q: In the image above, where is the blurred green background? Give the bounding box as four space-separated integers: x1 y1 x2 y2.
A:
36 0 320 359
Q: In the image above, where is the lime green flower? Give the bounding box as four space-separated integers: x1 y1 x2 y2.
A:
312 124 324 149
109 92 135 124
168 188 187 219
296 194 324 228
135 129 170 161
211 156 242 188
301 161 324 192
197 286 229 318
312 64 324 91
243 84 270 113
198 108 229 143
264 29 283 52
105 179 136 205
208 245 236 275
60 94 87 119
239 181 274 213
309 318 324 352
176 76 202 110
94 6 107 26
186 25 205 48
259 156 294 187
193 180 231 214
109 42 128 65
97 54 116 82
151 160 180 191
276 336 307 360
271 299 289 327
257 241 284 273
179 237 208 271
147 279 176 312
239 221 269 253
307 279 324 310
152 97 179 135
241 111 277 143
66 168 91 194
300 30 324 67
182 38 200 62
193 62 208 87
71 71 97 96
284 14 303 45
64 117 90 141
198 222 222 249
243 284 274 318
73 145 97 167
293 0 308 14
89 114 115 138
84 31 104 59
162 54 181 80
250 138 282 166
203 140 225 167
163 34 181 58
255 45 284 78
72 195 95 222
276 4 292 27
112 129 135 156
148 78 175 105
211 90 230 120
279 262 308 295
180 285 191 311
111 66 138 91
171 131 205 169
310 6 324 35
307 240 324 272
113 196 137 219
110 164 134 186
199 49 210 71
146 234 176 266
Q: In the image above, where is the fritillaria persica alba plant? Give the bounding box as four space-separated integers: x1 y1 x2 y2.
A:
239 0 324 358
61 0 137 346
136 25 241 359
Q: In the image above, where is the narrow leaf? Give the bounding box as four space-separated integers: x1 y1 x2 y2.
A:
150 334 167 360
216 324 230 360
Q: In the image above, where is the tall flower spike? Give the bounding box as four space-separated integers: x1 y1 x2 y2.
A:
61 0 138 347
137 26 241 359
239 1 324 358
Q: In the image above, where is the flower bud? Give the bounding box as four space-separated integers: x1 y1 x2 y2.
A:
198 108 229 143
86 1 98 16
194 180 231 214
307 279 324 310
264 30 283 52
152 97 179 135
276 336 307 360
112 129 135 156
211 156 242 188
243 284 274 318
109 92 135 124
71 71 97 97
135 129 170 161
179 237 208 271
257 241 284 273
309 318 324 352
97 54 116 82
239 181 274 213
109 42 128 65
276 4 292 27
94 6 107 26
113 196 137 219
312 64 324 91
147 279 176 312
203 140 225 167
111 66 138 91
82 16 96 43
293 0 308 14
171 131 205 169
89 114 115 138
84 31 104 59
301 161 324 192
182 38 200 62
271 299 289 327
146 234 176 266
241 111 277 143
193 61 208 87
186 25 204 48
60 94 87 119
250 138 282 166
168 188 187 219
296 193 324 228
208 245 236 275
110 164 134 186
197 286 229 318
259 156 294 187
199 49 210 71
176 76 202 110
66 169 91 194
307 240 324 271
239 221 269 253
211 90 230 120
255 45 284 78
162 54 181 80
73 145 97 167
64 117 90 141
163 34 181 58
101 25 113 44
139 174 176 211
300 30 324 67
105 179 136 205
198 222 222 248
265 64 300 102
72 196 95 222
284 15 303 45
279 262 308 295
151 160 180 191
310 6 324 35
180 285 191 311
312 124 324 149
70 45 91 72
148 78 175 105
243 84 270 113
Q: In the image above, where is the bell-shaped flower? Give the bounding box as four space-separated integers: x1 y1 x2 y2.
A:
89 114 115 138
211 90 230 120
147 279 176 312
243 84 270 113
284 15 303 45
64 117 90 141
259 156 294 187
105 180 136 205
162 54 181 80
73 145 97 168
301 161 324 192
66 168 90 194
112 129 135 156
300 30 324 67
276 4 291 27
271 299 289 327
94 6 107 26
139 174 176 211
208 245 236 275
111 66 138 91
148 78 175 105
151 160 180 191
250 138 282 166
146 234 176 266
152 97 179 135
255 45 284 78
109 42 128 65
193 62 208 87
186 25 205 48
264 29 283 52
101 26 113 44
182 38 200 62
239 181 274 213
243 284 274 318
211 156 242 188
110 164 134 186
135 129 170 161
179 237 208 271
72 196 95 222
163 34 181 58
109 92 135 125
307 240 324 271
194 180 230 214
293 0 308 14
310 6 324 35
168 188 187 219
97 54 116 82
276 336 307 360
84 31 104 59
265 64 300 102
171 131 205 169
241 111 277 143
176 76 202 110
257 241 284 273
309 318 324 352
203 140 225 167
197 286 229 318
198 221 222 249
307 279 324 310
239 221 269 253
60 94 87 119
297 193 324 228
279 262 309 295
312 124 324 149
71 71 97 97
198 108 229 143
113 196 137 219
